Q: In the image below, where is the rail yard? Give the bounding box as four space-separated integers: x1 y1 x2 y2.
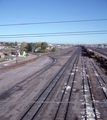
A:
0 46 107 120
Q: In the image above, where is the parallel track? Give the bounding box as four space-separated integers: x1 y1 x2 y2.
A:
82 55 97 119
53 47 80 120
89 58 106 84
89 47 107 57
20 48 79 120
89 59 107 99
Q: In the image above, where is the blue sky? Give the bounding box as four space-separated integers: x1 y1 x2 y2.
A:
0 0 107 44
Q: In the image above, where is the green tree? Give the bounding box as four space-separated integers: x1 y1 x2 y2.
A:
27 43 37 52
20 45 24 55
10 42 14 47
27 43 32 52
41 42 48 49
5 42 9 46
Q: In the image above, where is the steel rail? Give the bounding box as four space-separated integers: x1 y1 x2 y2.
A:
81 57 87 120
53 48 80 120
20 48 79 120
89 59 107 99
90 48 107 57
64 48 80 120
90 58 106 84
81 55 97 120
82 56 97 119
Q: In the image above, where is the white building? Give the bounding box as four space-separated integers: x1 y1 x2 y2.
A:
0 46 5 50
18 50 26 57
35 47 41 52
0 52 5 59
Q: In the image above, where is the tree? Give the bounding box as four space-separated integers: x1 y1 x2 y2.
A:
27 43 37 52
10 42 14 47
41 42 48 49
20 45 24 55
27 43 32 52
21 42 27 47
31 43 36 52
15 41 18 46
5 42 9 46
9 48 11 54
1 42 3 45
36 42 41 47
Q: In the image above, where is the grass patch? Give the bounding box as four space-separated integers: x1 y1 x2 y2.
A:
0 60 7 63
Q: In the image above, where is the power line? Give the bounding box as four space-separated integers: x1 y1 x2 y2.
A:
0 19 107 26
0 30 107 38
0 30 107 36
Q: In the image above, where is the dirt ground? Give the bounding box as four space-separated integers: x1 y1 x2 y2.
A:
0 47 106 120
0 47 76 120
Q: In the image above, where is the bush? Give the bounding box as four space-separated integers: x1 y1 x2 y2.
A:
51 47 57 52
37 49 48 53
26 53 29 57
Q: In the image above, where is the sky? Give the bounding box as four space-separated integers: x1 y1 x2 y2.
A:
0 0 107 44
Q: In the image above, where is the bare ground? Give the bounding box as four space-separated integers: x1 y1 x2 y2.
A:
0 47 77 120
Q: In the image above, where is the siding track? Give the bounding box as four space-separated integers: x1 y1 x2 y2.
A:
81 55 97 120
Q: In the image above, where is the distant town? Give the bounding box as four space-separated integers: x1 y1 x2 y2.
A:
0 41 72 63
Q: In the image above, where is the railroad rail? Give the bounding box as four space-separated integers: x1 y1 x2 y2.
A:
81 56 97 119
88 47 107 58
89 59 106 84
53 47 80 120
89 59 107 99
20 48 80 120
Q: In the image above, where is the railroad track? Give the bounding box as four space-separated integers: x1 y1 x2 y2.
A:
81 56 97 119
20 48 80 120
88 59 107 99
89 58 106 84
84 56 107 119
53 47 80 120
97 48 107 53
89 48 107 57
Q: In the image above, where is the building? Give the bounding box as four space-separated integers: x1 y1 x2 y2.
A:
18 51 26 56
0 52 5 59
0 46 5 50
35 47 41 52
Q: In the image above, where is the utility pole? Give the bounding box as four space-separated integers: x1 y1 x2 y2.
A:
16 52 18 63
